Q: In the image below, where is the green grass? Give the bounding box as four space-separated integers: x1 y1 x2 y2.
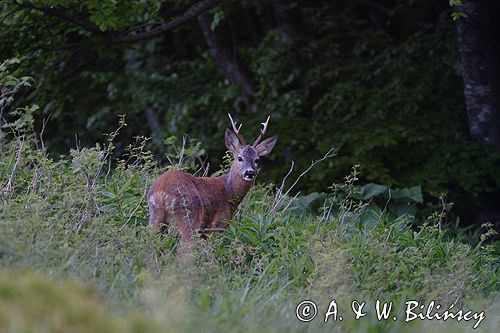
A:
0 130 498 333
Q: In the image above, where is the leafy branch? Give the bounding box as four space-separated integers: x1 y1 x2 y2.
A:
14 0 222 44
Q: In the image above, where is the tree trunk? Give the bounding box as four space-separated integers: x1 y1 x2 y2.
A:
197 12 255 109
455 0 500 149
145 106 160 138
454 0 500 228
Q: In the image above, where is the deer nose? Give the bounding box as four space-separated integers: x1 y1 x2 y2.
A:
243 170 255 180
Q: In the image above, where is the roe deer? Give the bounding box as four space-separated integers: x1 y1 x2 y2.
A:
148 114 277 244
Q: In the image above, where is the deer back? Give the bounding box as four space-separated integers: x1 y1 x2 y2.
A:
148 170 232 229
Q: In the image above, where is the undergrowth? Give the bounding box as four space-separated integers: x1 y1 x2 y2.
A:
0 66 499 332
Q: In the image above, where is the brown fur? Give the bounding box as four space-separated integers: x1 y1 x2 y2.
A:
148 167 251 240
148 119 277 245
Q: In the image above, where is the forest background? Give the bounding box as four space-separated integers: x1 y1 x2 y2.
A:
2 0 500 226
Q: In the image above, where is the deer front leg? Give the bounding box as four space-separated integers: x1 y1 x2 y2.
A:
206 208 232 234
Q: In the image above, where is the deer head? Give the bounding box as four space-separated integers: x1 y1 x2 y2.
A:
225 114 277 182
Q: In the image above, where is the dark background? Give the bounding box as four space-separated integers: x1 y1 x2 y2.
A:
1 0 499 227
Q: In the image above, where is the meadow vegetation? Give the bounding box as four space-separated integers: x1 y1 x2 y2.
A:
0 64 499 333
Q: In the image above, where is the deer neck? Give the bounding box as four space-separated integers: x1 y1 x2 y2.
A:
223 165 253 208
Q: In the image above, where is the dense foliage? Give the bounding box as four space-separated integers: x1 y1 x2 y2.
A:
1 2 499 331
1 61 499 330
0 121 499 332
1 111 498 333
2 1 500 223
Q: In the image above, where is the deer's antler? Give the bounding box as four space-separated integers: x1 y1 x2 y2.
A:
228 113 246 145
253 115 270 146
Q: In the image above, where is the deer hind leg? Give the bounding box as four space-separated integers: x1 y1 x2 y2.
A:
172 209 199 266
148 207 169 232
148 193 170 232
173 208 198 242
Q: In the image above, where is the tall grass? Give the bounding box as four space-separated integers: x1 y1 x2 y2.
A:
0 65 498 332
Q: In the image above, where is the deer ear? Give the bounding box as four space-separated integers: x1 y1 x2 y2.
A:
255 135 277 156
225 128 242 153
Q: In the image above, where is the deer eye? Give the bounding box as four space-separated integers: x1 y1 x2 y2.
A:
237 156 243 162
254 158 260 164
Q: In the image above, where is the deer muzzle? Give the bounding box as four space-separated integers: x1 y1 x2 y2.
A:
243 169 255 181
